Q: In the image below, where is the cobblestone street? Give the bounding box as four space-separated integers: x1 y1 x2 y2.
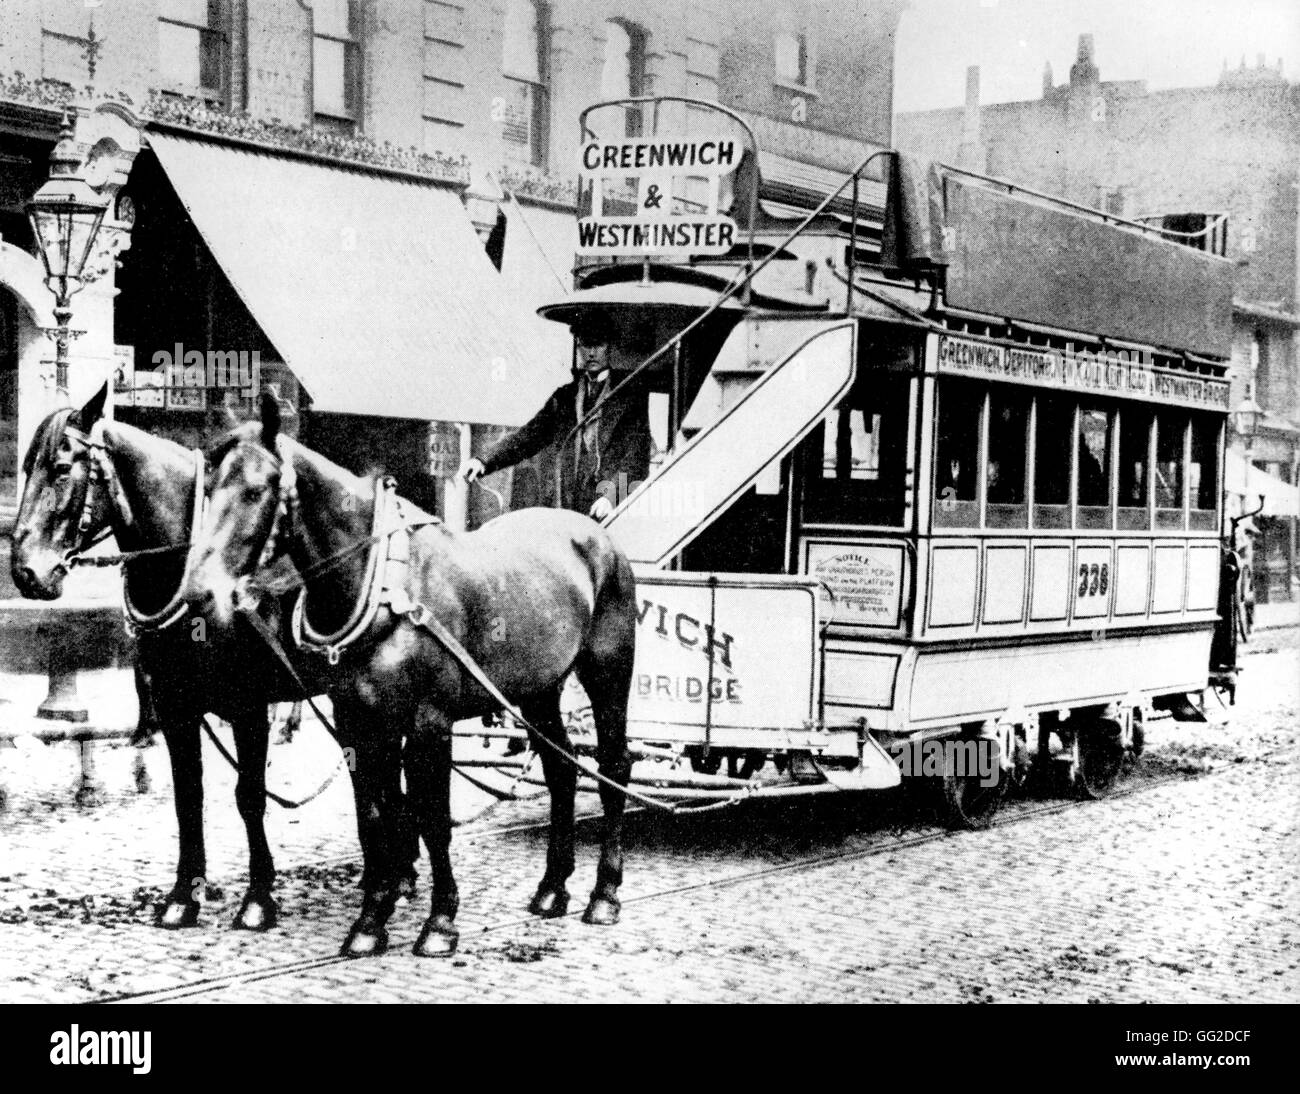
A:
1 626 1297 1004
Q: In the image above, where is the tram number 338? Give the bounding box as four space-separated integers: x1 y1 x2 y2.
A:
1077 562 1110 598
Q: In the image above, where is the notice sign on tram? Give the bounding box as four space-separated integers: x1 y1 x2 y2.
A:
577 135 741 257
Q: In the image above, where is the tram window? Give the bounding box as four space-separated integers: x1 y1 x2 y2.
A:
802 375 908 526
1189 414 1220 531
1033 394 1073 528
1077 405 1113 528
820 408 881 481
1117 406 1153 530
1155 412 1187 528
986 389 1029 528
933 379 981 528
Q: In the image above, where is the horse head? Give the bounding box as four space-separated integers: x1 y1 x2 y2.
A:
10 384 113 599
185 392 293 627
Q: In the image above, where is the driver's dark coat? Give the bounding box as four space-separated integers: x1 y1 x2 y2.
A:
478 372 652 514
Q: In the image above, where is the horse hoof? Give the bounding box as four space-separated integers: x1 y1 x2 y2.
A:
582 896 621 926
340 926 388 958
232 896 278 932
155 900 200 929
528 888 570 918
397 873 419 902
412 915 458 958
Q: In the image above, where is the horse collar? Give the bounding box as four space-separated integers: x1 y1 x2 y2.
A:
122 446 205 633
292 476 410 664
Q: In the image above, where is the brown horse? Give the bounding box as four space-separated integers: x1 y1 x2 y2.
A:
184 396 637 957
9 385 414 932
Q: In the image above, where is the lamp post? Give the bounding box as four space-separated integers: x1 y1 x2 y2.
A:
26 111 108 397
1232 393 1263 468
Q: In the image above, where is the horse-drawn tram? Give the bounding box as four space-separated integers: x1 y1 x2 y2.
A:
459 96 1239 828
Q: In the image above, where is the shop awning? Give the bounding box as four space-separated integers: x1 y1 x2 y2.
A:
1226 451 1300 517
500 197 576 373
148 132 563 426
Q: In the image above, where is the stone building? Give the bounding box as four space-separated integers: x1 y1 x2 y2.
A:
0 0 906 596
896 35 1300 602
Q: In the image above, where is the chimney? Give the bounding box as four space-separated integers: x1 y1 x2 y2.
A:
1042 60 1054 96
1070 33 1099 86
957 64 986 172
963 65 980 133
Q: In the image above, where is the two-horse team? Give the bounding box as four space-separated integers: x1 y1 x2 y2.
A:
11 385 638 957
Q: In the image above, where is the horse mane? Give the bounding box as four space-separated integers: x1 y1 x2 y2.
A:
21 407 75 477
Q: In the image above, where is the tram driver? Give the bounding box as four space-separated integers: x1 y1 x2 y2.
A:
459 313 655 521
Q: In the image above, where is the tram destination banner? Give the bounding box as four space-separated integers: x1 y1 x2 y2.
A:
577 134 740 257
936 334 1231 412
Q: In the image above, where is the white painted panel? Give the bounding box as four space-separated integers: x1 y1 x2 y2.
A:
906 628 1212 725
1152 544 1185 614
1114 545 1150 616
1186 545 1220 612
1073 544 1113 619
1030 545 1072 621
928 545 978 627
982 546 1027 623
822 648 900 709
629 574 819 731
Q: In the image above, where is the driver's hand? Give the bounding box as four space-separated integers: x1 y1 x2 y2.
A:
459 458 486 484
588 495 614 521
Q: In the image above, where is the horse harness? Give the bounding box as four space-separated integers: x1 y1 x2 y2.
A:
60 419 203 634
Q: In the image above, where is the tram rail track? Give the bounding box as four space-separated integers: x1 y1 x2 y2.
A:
94 748 1290 1005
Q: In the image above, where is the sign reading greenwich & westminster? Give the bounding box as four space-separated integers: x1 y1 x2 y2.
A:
577 135 741 257
936 334 1231 412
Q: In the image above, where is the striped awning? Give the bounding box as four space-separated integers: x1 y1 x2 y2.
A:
148 131 565 426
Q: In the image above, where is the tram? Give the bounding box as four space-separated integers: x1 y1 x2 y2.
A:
459 98 1238 827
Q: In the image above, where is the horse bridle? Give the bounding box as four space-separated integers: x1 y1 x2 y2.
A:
58 420 133 567
227 436 300 612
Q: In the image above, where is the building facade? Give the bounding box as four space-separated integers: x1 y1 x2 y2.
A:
0 0 906 597
896 35 1300 602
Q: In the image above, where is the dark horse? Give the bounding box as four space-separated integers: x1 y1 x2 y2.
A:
10 385 412 931
184 396 637 957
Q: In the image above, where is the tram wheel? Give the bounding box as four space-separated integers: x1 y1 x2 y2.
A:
1075 720 1125 800
937 737 1007 830
686 746 722 776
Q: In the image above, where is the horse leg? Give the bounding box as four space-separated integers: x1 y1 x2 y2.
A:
229 710 278 931
524 689 577 919
576 637 634 926
387 750 420 902
405 708 459 957
155 712 205 928
336 708 403 958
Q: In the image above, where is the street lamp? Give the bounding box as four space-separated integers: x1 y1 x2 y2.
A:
1231 394 1264 446
26 112 108 397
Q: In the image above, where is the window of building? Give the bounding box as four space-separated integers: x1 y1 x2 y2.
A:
1076 405 1113 527
804 374 910 527
313 0 361 132
1155 411 1187 528
601 20 647 136
502 0 549 168
1117 406 1153 530
158 0 227 99
986 389 1030 527
1189 414 1221 531
774 31 812 88
1032 394 1074 528
933 378 982 528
